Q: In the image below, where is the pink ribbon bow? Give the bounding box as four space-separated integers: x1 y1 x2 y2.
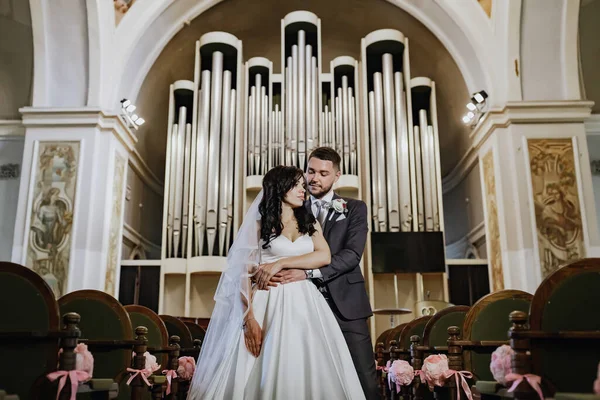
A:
377 360 390 372
162 369 178 395
46 370 91 400
126 367 152 386
443 370 474 400
506 373 544 400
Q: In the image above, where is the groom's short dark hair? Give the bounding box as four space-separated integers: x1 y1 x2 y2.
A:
308 147 341 171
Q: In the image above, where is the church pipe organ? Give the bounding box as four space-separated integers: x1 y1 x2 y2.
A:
158 12 446 320
361 30 444 234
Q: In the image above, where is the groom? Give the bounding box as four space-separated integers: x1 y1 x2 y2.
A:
270 147 379 399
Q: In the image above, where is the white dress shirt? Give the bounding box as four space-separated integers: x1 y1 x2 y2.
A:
307 190 335 279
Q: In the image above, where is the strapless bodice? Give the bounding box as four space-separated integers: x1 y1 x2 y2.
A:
260 234 314 264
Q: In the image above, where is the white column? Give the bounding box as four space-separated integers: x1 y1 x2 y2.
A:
11 108 136 298
475 101 598 294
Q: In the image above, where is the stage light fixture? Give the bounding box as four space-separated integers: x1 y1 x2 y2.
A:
462 90 488 127
119 99 145 130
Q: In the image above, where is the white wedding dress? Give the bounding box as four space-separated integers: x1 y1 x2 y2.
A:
202 233 366 399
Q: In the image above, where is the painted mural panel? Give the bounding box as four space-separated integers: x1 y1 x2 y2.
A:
105 153 126 295
482 150 504 291
27 142 79 297
528 139 585 278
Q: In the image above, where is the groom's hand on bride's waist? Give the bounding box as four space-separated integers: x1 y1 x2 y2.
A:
267 269 306 287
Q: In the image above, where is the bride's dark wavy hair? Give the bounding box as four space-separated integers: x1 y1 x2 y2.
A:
259 166 316 248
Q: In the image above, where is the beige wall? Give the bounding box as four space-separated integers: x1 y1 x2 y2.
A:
443 165 485 247
0 0 33 118
580 0 600 113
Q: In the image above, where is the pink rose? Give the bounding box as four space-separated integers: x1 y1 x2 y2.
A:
422 354 450 389
490 345 514 386
177 356 196 380
74 343 94 379
389 360 415 386
594 362 600 395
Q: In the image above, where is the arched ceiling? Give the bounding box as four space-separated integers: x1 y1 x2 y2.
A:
130 0 471 179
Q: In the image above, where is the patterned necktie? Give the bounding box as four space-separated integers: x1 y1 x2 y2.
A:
315 200 330 226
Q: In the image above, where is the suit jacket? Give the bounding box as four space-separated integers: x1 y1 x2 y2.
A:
307 193 373 321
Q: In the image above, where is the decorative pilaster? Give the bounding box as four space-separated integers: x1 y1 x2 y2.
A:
11 108 136 298
474 101 598 293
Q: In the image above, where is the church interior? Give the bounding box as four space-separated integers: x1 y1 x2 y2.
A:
1 0 600 398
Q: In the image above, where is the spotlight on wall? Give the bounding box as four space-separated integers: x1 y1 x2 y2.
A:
119 99 145 130
462 90 488 127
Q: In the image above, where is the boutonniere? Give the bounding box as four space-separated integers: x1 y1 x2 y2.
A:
331 198 348 214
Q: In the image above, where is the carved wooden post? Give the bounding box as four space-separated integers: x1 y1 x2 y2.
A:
411 335 424 400
445 326 462 400
509 311 536 400
386 340 398 400
167 335 181 400
376 342 386 399
131 326 149 400
57 312 81 400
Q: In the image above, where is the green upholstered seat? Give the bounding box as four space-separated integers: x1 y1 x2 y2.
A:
126 305 169 367
0 262 60 399
58 290 133 380
464 290 532 381
423 306 470 348
160 315 193 349
399 316 431 350
185 321 206 343
530 262 600 394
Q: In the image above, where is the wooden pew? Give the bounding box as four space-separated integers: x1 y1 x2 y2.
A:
58 290 162 399
410 306 470 400
159 315 197 397
0 261 62 398
125 305 180 399
0 262 116 399
508 259 600 400
437 290 532 400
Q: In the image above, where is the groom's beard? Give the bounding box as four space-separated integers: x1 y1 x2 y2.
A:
308 182 333 199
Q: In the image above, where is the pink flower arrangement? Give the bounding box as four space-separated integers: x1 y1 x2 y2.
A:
388 360 415 387
74 343 94 379
142 352 161 377
422 354 450 390
490 345 514 386
177 356 196 380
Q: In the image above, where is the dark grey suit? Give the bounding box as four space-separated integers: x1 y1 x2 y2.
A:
308 194 379 400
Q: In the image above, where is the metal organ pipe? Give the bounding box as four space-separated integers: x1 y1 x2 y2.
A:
373 72 387 232
218 70 232 256
428 126 439 230
348 87 357 176
292 45 298 165
394 72 411 232
413 125 425 231
195 71 211 256
368 91 379 232
342 76 350 175
419 109 433 231
305 44 313 158
254 74 262 176
206 51 223 255
168 122 178 256
173 107 186 257
382 53 400 232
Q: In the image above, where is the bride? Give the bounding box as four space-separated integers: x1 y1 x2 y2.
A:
188 165 366 399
